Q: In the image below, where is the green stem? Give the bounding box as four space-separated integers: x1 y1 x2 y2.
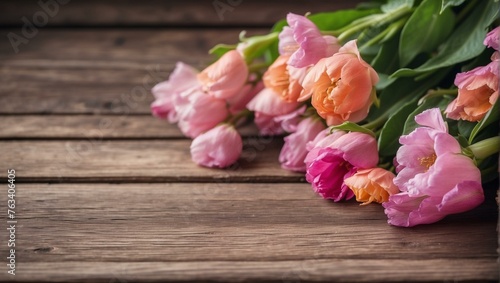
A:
418 88 458 104
226 109 252 125
337 6 412 43
362 108 391 131
359 16 407 50
248 62 269 73
468 136 500 160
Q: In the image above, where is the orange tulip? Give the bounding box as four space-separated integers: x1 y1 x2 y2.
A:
300 40 378 125
344 168 399 205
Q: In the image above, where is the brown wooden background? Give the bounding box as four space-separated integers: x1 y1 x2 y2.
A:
0 0 498 282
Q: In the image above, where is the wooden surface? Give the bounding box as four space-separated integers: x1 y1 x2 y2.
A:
0 1 498 282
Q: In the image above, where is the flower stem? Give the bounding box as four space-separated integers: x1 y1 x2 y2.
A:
418 88 458 104
468 136 500 160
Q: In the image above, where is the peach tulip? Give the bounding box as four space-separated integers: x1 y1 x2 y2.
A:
300 40 379 126
263 55 308 102
344 168 399 205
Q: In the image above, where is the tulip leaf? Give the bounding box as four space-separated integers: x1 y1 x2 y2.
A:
309 9 379 31
399 0 455 67
469 98 500 144
391 0 499 77
329 122 376 138
367 67 449 121
457 120 476 140
209 44 236 58
378 98 418 156
441 0 465 14
371 31 400 75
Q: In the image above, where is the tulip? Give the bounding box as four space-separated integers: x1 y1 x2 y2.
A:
279 117 325 172
304 131 379 201
344 168 399 205
151 62 199 123
175 88 229 138
246 88 302 135
190 124 242 168
300 40 379 126
279 13 340 68
197 50 249 99
383 108 484 227
445 55 499 122
263 55 308 102
484 26 500 51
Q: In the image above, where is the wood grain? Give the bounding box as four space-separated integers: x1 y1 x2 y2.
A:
0 140 302 182
0 183 497 282
0 29 266 114
0 115 258 138
0 0 363 27
0 184 496 265
1 259 498 282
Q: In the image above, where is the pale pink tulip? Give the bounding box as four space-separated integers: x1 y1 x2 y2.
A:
226 81 264 115
151 62 199 122
175 88 229 138
484 26 500 51
279 13 340 68
383 108 484 227
304 131 379 201
299 40 379 125
190 124 242 168
198 50 249 99
246 88 302 135
279 117 325 172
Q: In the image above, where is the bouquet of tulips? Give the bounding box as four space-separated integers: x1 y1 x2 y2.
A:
151 0 499 227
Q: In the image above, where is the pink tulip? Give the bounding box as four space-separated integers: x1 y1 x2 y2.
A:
190 124 242 168
226 81 264 115
304 131 379 201
383 108 484 227
197 50 249 100
279 117 325 172
484 26 500 51
279 13 340 68
246 88 302 135
175 88 229 138
445 56 499 122
151 62 199 123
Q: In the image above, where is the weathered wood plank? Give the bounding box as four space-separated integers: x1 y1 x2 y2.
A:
0 29 253 64
1 259 498 282
0 184 496 265
0 115 258 138
0 0 363 27
0 29 266 114
0 140 302 182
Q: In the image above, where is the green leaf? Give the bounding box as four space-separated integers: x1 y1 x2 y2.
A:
329 122 376 137
402 96 453 135
309 9 379 31
441 0 466 14
469 98 500 144
381 0 414 13
208 44 235 58
378 99 419 156
391 0 499 77
367 67 450 120
399 0 455 66
457 120 476 140
371 31 400 74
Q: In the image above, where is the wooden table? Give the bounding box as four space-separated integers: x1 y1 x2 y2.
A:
0 1 498 282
